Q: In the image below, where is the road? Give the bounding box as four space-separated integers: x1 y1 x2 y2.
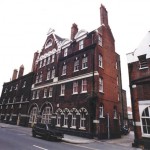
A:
0 127 140 150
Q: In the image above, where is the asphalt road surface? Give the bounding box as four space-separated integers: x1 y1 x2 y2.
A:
0 127 140 150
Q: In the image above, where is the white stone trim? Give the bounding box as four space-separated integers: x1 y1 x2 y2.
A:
32 71 99 90
134 121 141 126
139 100 150 105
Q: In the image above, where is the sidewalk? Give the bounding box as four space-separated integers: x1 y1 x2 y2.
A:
0 123 94 144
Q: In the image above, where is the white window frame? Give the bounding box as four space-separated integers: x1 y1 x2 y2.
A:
64 48 68 57
74 60 79 72
56 113 61 127
29 107 38 124
114 108 117 119
98 35 102 46
51 69 55 79
36 90 40 99
51 54 55 63
99 105 104 118
61 84 65 96
80 112 86 129
99 77 103 92
99 54 103 68
47 57 50 65
71 113 76 128
49 87 53 97
47 70 51 80
62 65 66 75
63 112 68 127
79 40 84 50
73 81 78 94
41 106 52 124
43 59 46 66
82 57 88 69
39 61 42 68
82 79 87 93
39 74 42 82
43 88 47 98
36 75 39 83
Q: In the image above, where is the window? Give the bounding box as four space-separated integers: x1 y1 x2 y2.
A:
114 107 117 119
62 65 66 75
118 93 120 101
64 48 68 57
73 81 78 94
43 59 46 66
82 79 87 92
117 76 119 85
47 70 51 80
138 54 148 69
61 84 65 96
82 57 88 69
49 87 53 97
39 61 42 68
74 60 79 72
80 112 86 129
98 35 102 46
39 73 42 82
44 88 47 98
141 106 150 135
47 57 50 65
63 112 68 127
41 106 52 124
79 40 84 50
99 104 104 118
36 75 39 83
51 69 55 79
116 61 118 69
71 112 76 128
36 90 40 99
56 112 61 127
51 54 55 63
99 77 103 92
29 107 38 124
99 54 103 68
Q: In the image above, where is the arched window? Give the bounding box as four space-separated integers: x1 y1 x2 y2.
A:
70 108 78 128
114 106 117 119
29 106 38 124
79 108 88 130
55 108 62 127
41 106 52 124
63 108 70 127
141 106 150 135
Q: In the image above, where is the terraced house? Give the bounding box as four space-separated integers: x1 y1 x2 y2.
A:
0 4 127 139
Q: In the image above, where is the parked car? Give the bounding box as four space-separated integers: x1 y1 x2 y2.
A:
120 126 130 135
32 123 64 140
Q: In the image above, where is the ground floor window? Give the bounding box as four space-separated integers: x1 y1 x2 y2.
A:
141 106 150 135
41 106 52 124
29 106 38 124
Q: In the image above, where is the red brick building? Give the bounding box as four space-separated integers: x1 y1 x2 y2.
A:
127 31 150 148
0 65 34 126
28 4 126 138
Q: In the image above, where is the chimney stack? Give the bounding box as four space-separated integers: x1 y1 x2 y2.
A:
31 51 39 72
12 69 18 80
71 23 78 40
100 4 109 26
18 65 24 78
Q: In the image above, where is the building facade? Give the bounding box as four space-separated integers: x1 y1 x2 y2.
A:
0 4 127 139
28 4 125 139
127 31 150 148
0 65 34 126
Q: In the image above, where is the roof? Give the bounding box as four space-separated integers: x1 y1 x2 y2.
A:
127 31 150 63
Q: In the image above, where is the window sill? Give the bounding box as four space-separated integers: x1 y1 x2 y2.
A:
81 91 87 94
79 127 86 130
61 74 66 76
72 93 78 95
56 125 61 127
139 67 149 70
62 125 68 128
60 94 65 97
81 67 88 70
99 91 104 94
113 117 118 120
70 126 76 129
99 116 105 119
74 70 79 72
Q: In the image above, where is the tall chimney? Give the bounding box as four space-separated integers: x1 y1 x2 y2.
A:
18 65 24 78
31 51 39 72
12 69 18 80
100 4 109 26
71 23 78 40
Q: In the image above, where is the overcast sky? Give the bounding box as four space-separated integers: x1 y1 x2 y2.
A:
0 0 150 106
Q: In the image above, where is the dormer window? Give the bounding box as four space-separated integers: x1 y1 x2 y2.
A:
79 40 84 50
64 48 68 57
138 54 148 69
45 38 53 49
